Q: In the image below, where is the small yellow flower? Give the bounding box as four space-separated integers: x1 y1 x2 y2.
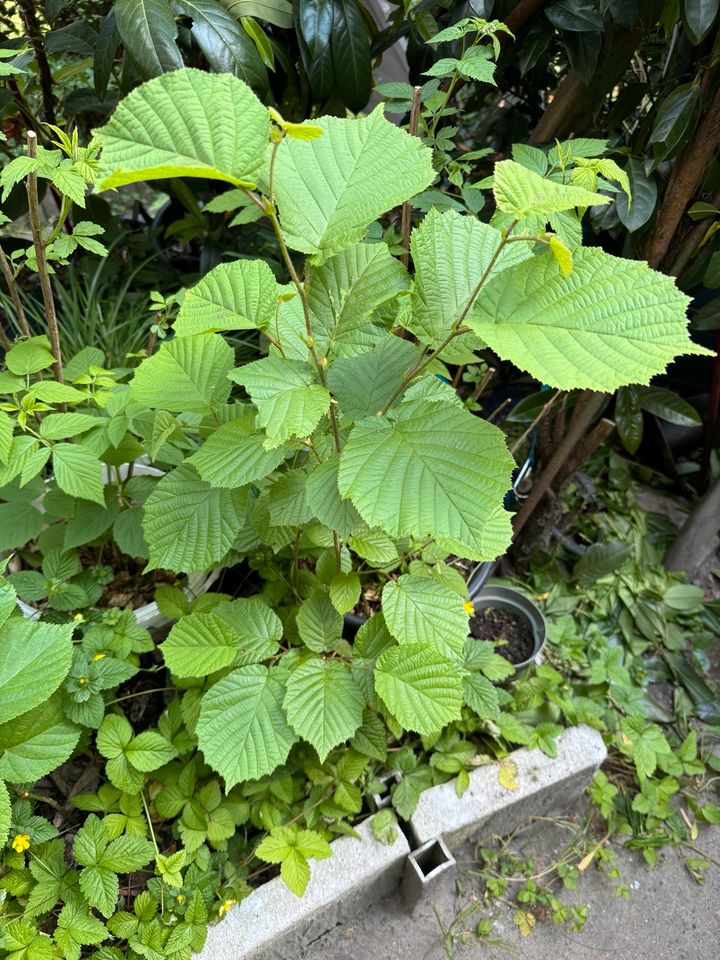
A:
73 613 85 622
11 834 31 853
175 894 186 904
535 592 550 602
92 652 107 661
463 600 474 616
218 899 236 917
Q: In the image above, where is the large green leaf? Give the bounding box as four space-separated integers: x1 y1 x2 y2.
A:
408 209 531 345
162 612 240 677
374 643 462 734
274 106 434 263
142 464 248 572
197 665 296 786
96 68 269 189
230 357 330 449
174 259 279 336
52 444 105 507
308 242 410 357
219 0 293 28
327 336 420 420
338 398 514 561
0 620 74 725
0 501 44 551
171 0 267 91
188 413 291 488
382 574 469 660
131 333 234 413
0 696 80 783
114 0 183 78
214 597 282 663
468 248 706 391
283 658 365 760
493 159 609 219
305 456 363 538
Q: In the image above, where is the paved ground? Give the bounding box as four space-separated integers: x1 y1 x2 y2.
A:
295 822 720 960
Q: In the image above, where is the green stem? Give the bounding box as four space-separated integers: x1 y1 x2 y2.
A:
380 221 519 416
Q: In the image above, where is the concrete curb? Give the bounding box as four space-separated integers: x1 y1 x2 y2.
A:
199 816 410 960
408 724 607 850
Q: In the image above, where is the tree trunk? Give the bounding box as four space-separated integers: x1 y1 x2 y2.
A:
664 474 720 576
644 85 720 270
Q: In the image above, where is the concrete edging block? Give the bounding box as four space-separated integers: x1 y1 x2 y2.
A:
199 815 410 960
408 724 607 850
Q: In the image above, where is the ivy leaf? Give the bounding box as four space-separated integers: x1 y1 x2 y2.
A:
274 106 434 263
230 356 330 449
96 68 270 188
174 259 279 336
283 658 365 760
468 248 706 392
374 643 463 734
338 398 514 561
382 574 469 660
197 665 297 786
142 464 248 573
0 619 74 725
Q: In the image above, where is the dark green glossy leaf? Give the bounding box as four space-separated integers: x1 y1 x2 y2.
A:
691 298 720 330
565 30 601 82
171 0 268 91
219 0 293 28
648 83 702 167
684 0 720 44
45 20 98 56
638 386 701 426
94 11 120 98
331 0 372 111
615 158 657 231
115 0 183 77
545 0 604 31
295 0 334 59
615 385 643 454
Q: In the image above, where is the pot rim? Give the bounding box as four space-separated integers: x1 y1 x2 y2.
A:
469 583 546 670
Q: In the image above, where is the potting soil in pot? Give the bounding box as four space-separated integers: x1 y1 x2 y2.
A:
469 605 535 664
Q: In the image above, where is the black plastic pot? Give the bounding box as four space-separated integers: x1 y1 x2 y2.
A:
468 583 546 672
